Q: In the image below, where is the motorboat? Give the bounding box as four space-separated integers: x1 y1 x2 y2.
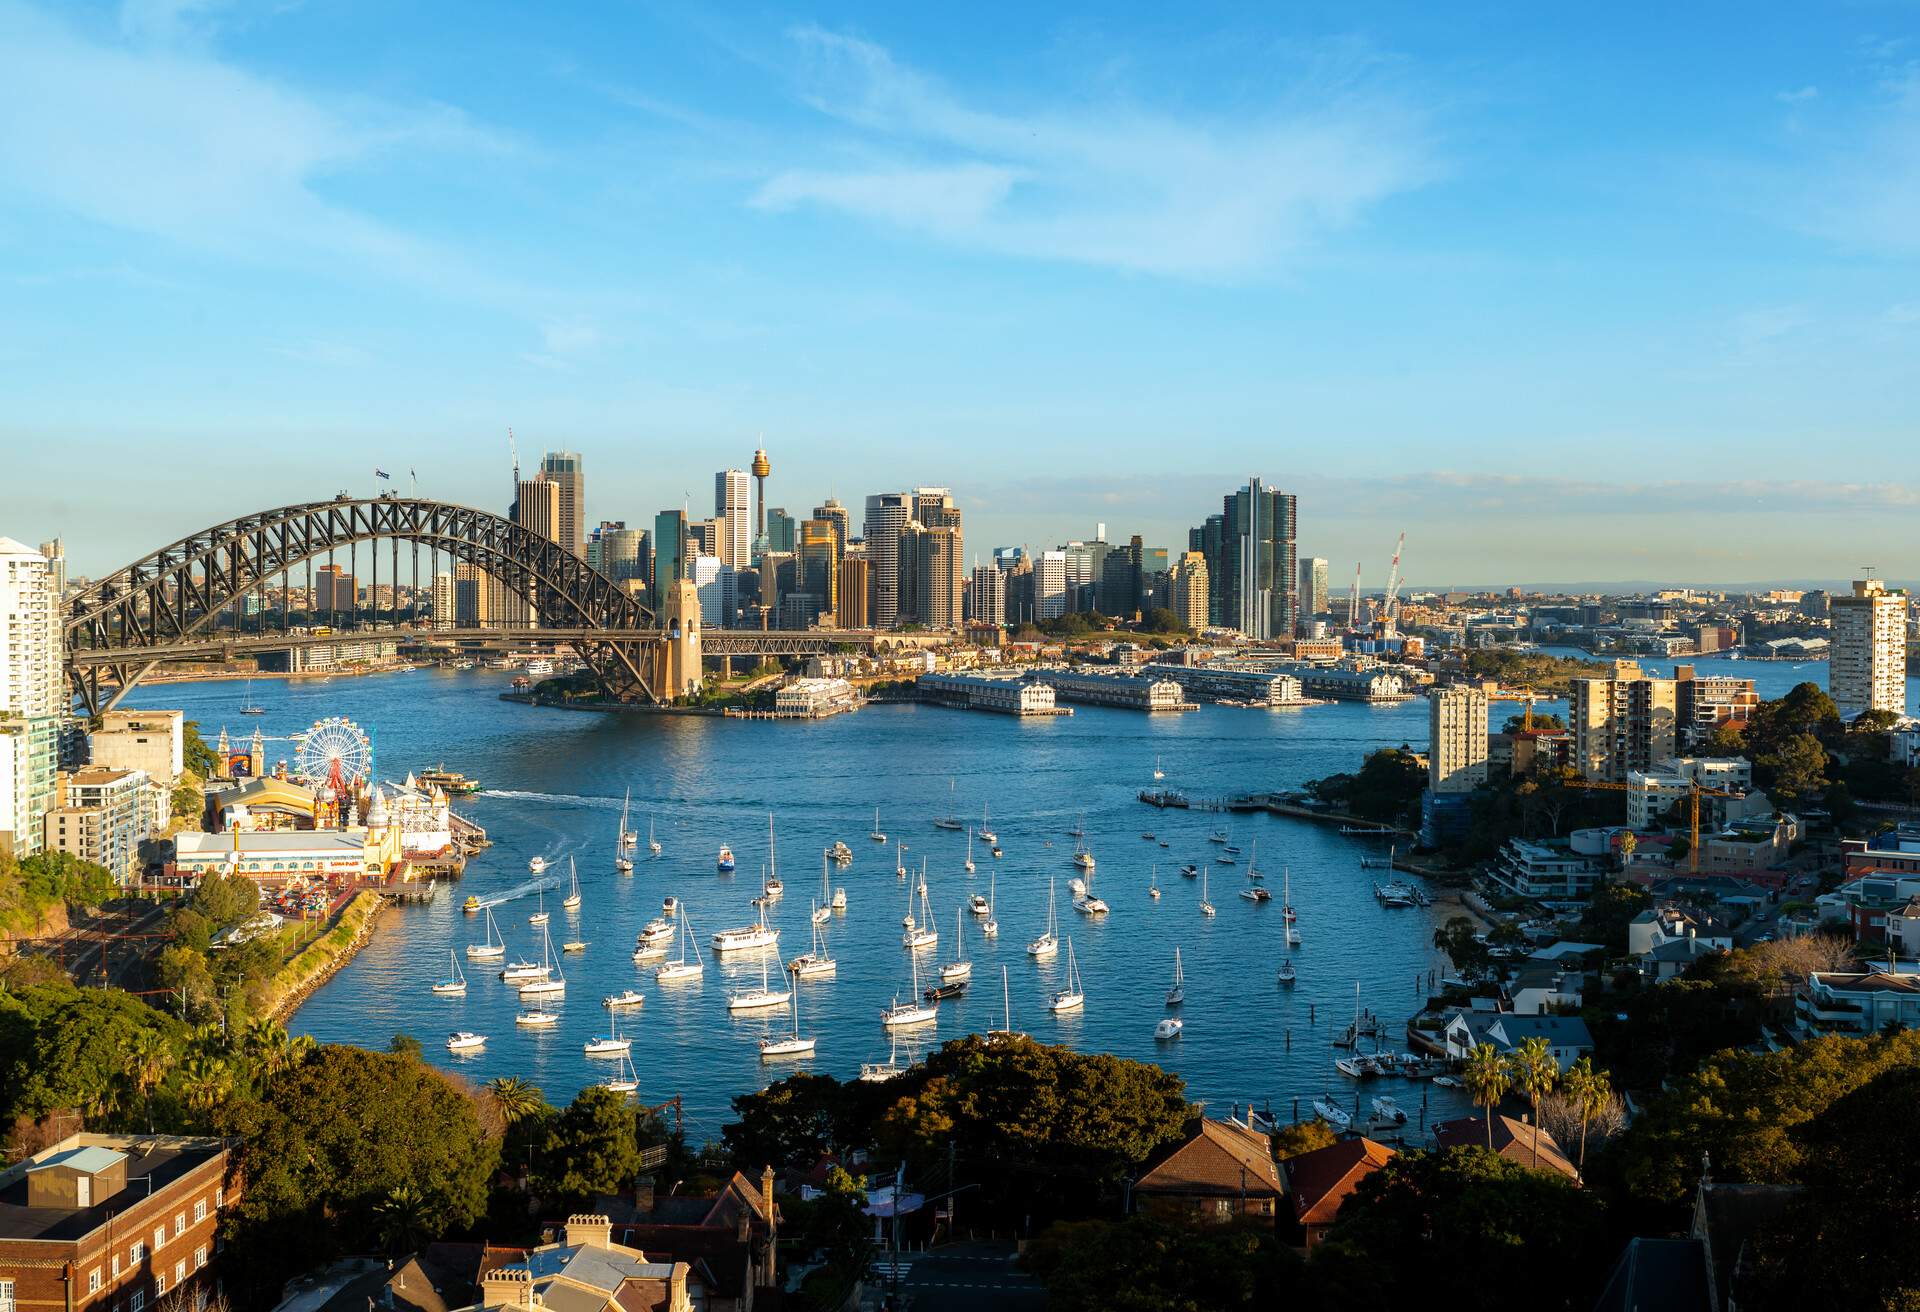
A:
1277 958 1296 986
1239 887 1271 904
970 892 991 915
514 1010 559 1028
1049 938 1086 1013
446 1031 486 1052
829 840 854 865
990 845 1003 859
1367 1096 1409 1134
433 950 469 996
631 941 667 963
1154 1017 1183 1040
638 918 675 946
604 989 645 1009
499 959 549 982
1335 1056 1376 1080
1068 876 1086 897
662 896 679 917
463 894 480 913
712 901 780 954
1141 831 1155 841
1312 1098 1352 1132
1215 854 1236 866
1433 1074 1464 1090
1286 923 1303 946
923 980 968 1001
528 855 548 873
1027 877 1060 958
466 910 507 961
716 845 736 874
1179 864 1198 879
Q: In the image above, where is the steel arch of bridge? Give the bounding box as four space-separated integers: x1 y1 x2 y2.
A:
64 496 663 713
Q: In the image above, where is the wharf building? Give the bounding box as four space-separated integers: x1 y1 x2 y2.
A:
917 671 1061 716
1829 576 1908 719
0 1134 238 1312
1141 662 1305 706
1027 668 1193 711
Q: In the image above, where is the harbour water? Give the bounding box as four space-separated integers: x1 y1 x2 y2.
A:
129 659 1832 1138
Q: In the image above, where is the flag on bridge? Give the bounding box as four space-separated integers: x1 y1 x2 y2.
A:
375 469 391 480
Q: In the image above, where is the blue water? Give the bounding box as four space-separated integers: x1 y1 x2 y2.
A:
131 668 1482 1138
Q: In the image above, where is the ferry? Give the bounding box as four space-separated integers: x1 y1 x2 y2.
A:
712 922 779 953
716 846 736 874
420 768 481 794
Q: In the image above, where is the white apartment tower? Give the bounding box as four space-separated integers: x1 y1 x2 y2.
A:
1 538 65 857
715 469 751 569
1830 577 1908 719
1036 550 1069 620
969 563 1006 625
431 571 455 631
1428 686 1490 795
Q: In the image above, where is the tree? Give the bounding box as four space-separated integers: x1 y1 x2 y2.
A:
182 721 221 778
800 1166 871 1278
1575 881 1652 955
1432 916 1491 978
721 1070 855 1169
1501 712 1566 734
178 1053 234 1117
1558 1057 1610 1173
389 1033 424 1062
1758 732 1828 803
486 1075 546 1127
1272 1118 1337 1160
1462 1044 1512 1151
1025 1213 1298 1312
534 1086 643 1210
1505 1038 1558 1171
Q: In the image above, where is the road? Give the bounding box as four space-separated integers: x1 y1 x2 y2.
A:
870 1242 1046 1312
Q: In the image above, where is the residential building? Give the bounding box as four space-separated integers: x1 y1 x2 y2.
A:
969 563 1005 625
1829 576 1907 718
446 1216 704 1312
1427 686 1490 795
900 522 963 630
862 492 913 628
714 469 751 569
314 563 357 616
1 537 64 859
1283 1138 1395 1250
1098 536 1144 619
1568 659 1679 781
1131 1116 1282 1221
1796 971 1920 1036
506 477 562 629
1194 478 1297 638
0 1133 237 1312
588 1169 780 1311
1672 664 1760 748
538 451 586 558
1625 757 1758 828
1297 556 1329 632
1439 1011 1593 1070
1485 837 1611 900
1035 550 1069 620
452 561 491 626
88 710 183 821
1170 551 1209 632
834 557 868 629
1431 1115 1578 1179
652 510 689 601
431 571 455 629
44 767 155 882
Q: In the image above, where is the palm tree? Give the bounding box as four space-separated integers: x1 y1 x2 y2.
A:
242 1019 292 1082
373 1183 431 1256
486 1075 544 1126
1507 1036 1559 1170
1563 1057 1611 1174
127 1029 174 1110
178 1054 234 1116
1462 1042 1512 1151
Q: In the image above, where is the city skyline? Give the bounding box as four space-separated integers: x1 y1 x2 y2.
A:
4 2 1920 579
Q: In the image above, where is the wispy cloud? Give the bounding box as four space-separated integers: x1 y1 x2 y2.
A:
1776 85 1819 104
748 25 1439 279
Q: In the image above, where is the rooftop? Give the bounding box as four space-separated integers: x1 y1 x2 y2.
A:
1284 1138 1396 1227
1135 1117 1282 1198
0 1135 227 1243
1431 1115 1578 1180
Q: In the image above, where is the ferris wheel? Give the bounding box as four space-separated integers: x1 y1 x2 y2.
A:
293 716 374 793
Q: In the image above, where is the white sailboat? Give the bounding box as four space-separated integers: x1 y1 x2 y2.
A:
1247 839 1262 880
1153 754 1164 781
788 913 837 978
902 876 937 950
562 856 583 910
1072 835 1095 871
597 1051 639 1094
517 925 565 997
1282 867 1297 923
584 1009 631 1056
529 883 549 926
657 914 705 982
987 965 1025 1039
940 907 971 983
859 1034 905 1081
870 806 887 842
881 951 938 1029
619 789 637 846
964 828 976 874
432 949 468 996
1150 865 1161 900
982 870 999 938
1165 947 1184 1006
895 839 909 879
1050 937 1085 1013
514 1008 559 1028
1072 864 1108 916
1027 876 1060 958
761 987 816 1058
466 908 506 961
933 778 963 830
1277 956 1296 986
615 798 633 872
648 813 661 856
727 952 792 1012
1200 866 1216 918
978 804 997 845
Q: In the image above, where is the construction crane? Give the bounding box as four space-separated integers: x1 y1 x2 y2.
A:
1575 777 1736 874
1487 686 1544 730
1349 562 1363 633
1382 531 1407 624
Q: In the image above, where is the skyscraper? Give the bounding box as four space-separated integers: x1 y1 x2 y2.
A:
900 522 963 629
1198 479 1297 639
1298 557 1329 632
813 498 850 556
453 561 491 626
969 563 1006 625
1568 660 1679 782
1428 687 1490 794
862 492 913 628
765 508 797 555
538 451 586 557
315 564 357 616
1099 536 1144 619
715 469 751 569
1171 551 1210 631
1830 577 1908 719
512 477 561 628
431 571 455 631
836 557 869 628
798 518 840 615
0 537 64 858
1036 550 1069 620
652 510 689 603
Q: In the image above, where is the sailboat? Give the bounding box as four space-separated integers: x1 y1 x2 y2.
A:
657 914 705 982
1166 948 1184 1006
240 676 264 715
562 857 583 910
814 855 833 923
1282 867 1297 923
1050 938 1085 1013
516 925 565 997
870 807 887 842
1149 865 1161 900
1072 834 1095 871
1247 839 1263 880
597 1051 639 1094
648 813 661 856
1027 877 1060 957
902 876 937 950
859 1035 905 1081
529 883 549 926
615 798 633 873
964 828 976 874
466 908 506 960
881 951 938 1029
1199 867 1216 918
619 789 637 847
584 1009 631 1056
940 907 972 983
761 987 816 1058
727 952 792 1012
933 779 963 830
432 949 468 996
762 813 783 900
895 840 909 879
1277 956 1296 986
1153 754 1164 781
982 871 999 938
978 804 997 845
987 965 1025 1040
788 914 837 979
1073 864 1108 916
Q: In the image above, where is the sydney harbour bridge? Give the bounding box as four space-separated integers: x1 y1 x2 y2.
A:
62 495 896 714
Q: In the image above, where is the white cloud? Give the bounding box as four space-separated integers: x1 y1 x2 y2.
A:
748 26 1438 278
1776 85 1819 104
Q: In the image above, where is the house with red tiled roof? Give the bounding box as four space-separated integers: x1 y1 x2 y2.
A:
591 1169 780 1310
1131 1116 1282 1222
1431 1114 1579 1180
1280 1138 1397 1249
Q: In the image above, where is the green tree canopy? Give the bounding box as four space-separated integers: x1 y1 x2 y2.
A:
1026 1213 1299 1312
533 1086 644 1211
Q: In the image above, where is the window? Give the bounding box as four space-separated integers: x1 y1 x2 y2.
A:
152 1226 165 1252
130 1241 145 1264
172 1262 184 1286
2 1278 15 1312
214 1187 224 1208
193 1248 206 1272
129 1291 145 1312
89 1270 102 1294
193 1200 206 1224
113 1256 122 1279
173 1214 185 1239
154 1273 166 1297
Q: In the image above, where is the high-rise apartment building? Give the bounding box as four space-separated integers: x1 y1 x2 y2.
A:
315 564 357 616
591 523 650 589
900 523 964 630
1830 577 1908 719
1428 687 1490 794
652 510 689 602
44 766 154 883
431 572 455 630
836 557 869 628
715 469 751 569
538 451 587 557
1299 557 1329 632
1568 660 1679 782
813 499 850 556
1171 551 1210 631
1099 536 1144 619
862 493 913 628
1 537 64 858
1036 550 1069 620
797 519 840 616
969 563 1006 625
453 561 491 626
1225 478 1297 639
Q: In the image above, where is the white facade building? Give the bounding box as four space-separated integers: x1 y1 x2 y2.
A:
1624 757 1757 829
1427 686 1490 795
0 537 65 858
1829 577 1907 719
714 468 751 569
1035 550 1069 620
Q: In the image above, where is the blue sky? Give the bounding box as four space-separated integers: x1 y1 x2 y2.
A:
2 0 1918 585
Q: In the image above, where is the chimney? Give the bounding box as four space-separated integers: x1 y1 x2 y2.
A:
564 1214 612 1250
735 1206 751 1244
632 1175 655 1215
481 1268 534 1311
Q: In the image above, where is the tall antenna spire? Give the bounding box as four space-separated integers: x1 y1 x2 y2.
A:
508 427 520 484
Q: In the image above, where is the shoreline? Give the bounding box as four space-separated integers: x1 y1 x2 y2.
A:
138 662 422 687
262 891 388 1023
